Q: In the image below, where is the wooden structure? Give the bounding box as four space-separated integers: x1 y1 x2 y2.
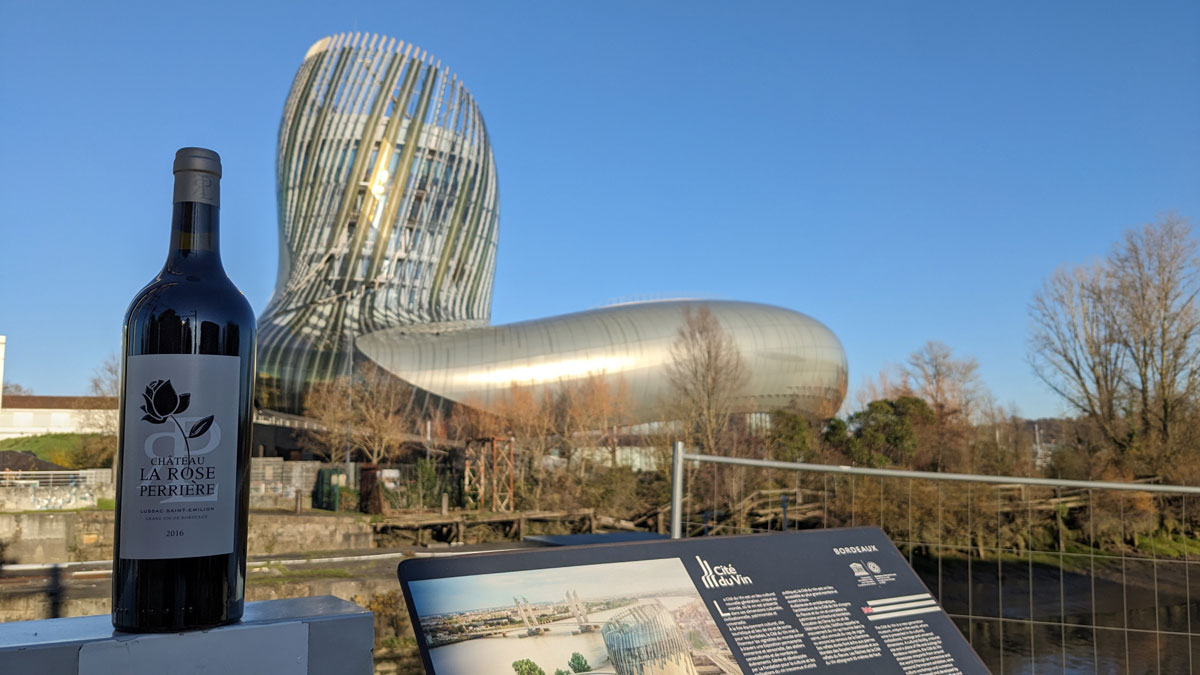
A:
371 508 602 546
463 437 514 512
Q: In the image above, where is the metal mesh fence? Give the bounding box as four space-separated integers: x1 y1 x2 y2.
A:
673 450 1200 674
0 469 112 487
248 458 326 497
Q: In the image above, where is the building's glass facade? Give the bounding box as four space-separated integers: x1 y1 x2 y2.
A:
258 33 499 411
259 33 848 420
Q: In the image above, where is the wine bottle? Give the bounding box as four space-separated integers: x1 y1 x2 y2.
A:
112 147 256 632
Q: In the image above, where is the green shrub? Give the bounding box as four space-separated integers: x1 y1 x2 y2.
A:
512 660 545 675
568 652 591 672
338 487 360 512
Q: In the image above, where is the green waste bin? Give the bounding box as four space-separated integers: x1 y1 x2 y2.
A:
314 468 347 511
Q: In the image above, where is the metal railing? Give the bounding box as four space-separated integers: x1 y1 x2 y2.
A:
669 442 1200 674
0 469 112 488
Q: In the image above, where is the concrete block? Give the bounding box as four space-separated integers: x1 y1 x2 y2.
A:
0 595 374 675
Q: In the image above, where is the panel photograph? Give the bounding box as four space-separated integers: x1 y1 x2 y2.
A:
407 557 738 674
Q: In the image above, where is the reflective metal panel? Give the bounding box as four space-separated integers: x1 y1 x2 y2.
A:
258 33 499 411
357 300 848 421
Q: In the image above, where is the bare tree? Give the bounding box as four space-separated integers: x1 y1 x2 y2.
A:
839 342 988 473
665 306 750 524
2 382 32 395
303 362 417 464
82 354 120 434
1109 215 1200 467
896 341 985 472
1029 215 1200 473
72 354 121 468
902 341 982 424
448 396 503 442
972 397 1034 476
561 373 633 470
303 377 355 462
666 306 749 455
1029 262 1129 454
352 363 418 464
854 366 908 412
495 384 560 509
421 405 449 455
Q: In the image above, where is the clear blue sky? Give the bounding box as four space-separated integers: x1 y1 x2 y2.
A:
1 1 1197 419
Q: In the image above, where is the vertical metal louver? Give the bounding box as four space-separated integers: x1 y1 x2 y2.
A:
257 33 499 412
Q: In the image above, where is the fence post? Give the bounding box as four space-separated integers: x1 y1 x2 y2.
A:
671 441 684 539
781 493 789 532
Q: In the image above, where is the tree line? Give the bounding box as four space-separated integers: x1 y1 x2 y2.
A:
51 214 1199 535
1030 214 1200 486
298 306 1038 521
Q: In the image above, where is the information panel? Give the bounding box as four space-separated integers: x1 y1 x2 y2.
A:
398 527 987 674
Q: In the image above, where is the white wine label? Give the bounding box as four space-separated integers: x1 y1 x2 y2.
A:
119 354 240 559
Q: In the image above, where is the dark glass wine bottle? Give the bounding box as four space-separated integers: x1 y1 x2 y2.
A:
112 147 256 632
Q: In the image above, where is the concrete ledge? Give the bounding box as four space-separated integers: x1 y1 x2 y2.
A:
0 596 374 674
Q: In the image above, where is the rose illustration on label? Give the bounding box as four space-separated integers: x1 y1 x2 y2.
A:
139 379 214 462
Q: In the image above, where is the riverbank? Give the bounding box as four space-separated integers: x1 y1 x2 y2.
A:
909 548 1193 623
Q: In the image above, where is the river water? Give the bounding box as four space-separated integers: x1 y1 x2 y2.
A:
427 596 700 674
912 554 1198 674
960 612 1195 674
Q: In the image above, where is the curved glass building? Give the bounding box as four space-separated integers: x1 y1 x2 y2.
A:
259 33 848 421
601 603 699 675
258 33 498 411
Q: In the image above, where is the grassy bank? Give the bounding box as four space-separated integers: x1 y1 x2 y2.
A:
0 433 112 468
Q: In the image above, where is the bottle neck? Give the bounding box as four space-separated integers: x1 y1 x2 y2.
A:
166 202 223 274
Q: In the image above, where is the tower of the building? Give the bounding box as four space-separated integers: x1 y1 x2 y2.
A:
258 33 499 412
